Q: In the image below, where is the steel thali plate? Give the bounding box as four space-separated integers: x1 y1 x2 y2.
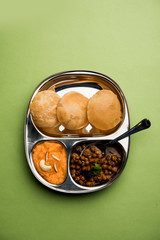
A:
24 70 130 194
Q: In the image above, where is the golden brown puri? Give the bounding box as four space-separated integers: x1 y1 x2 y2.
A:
30 90 60 128
57 91 89 130
87 90 122 131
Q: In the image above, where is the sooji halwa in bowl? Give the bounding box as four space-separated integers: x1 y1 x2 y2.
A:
25 71 129 192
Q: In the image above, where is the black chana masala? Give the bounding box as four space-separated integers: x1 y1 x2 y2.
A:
70 143 123 187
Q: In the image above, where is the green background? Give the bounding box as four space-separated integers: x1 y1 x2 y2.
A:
0 1 159 239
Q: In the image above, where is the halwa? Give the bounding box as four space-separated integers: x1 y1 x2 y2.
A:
32 141 67 185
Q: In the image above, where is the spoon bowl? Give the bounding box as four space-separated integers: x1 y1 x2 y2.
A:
81 119 151 156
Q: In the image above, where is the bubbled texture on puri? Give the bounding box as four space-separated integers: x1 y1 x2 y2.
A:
30 90 60 128
57 91 89 130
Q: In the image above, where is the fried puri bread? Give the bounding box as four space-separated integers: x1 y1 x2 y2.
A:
30 90 60 128
57 91 89 130
87 90 122 131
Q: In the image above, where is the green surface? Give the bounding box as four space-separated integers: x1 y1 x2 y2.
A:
0 1 159 240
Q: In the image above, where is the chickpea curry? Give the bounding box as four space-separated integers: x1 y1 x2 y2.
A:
70 143 123 187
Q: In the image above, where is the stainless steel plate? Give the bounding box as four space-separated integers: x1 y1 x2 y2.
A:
24 70 130 194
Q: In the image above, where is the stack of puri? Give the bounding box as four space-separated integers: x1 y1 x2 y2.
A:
30 88 123 136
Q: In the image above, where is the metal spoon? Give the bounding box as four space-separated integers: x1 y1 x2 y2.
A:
81 119 151 156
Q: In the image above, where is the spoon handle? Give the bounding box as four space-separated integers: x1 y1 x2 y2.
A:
108 119 151 145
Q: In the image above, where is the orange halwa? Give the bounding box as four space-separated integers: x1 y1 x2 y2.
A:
32 141 67 185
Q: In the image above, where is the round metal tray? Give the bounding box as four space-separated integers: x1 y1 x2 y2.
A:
24 70 130 194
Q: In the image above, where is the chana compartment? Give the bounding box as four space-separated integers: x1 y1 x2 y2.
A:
70 142 124 187
32 141 67 185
